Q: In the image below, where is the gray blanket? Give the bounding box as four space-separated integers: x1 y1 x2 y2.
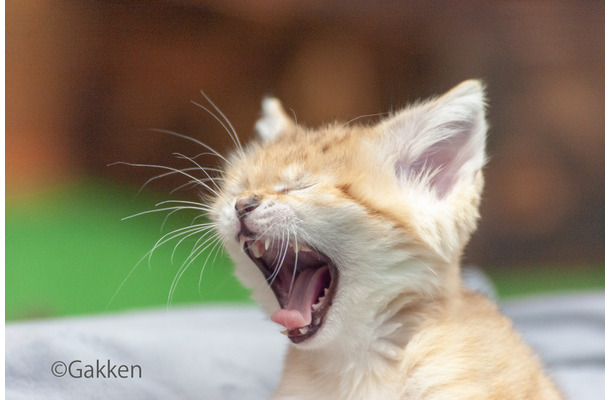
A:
6 271 604 399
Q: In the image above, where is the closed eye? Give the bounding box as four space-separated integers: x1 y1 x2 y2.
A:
274 183 314 194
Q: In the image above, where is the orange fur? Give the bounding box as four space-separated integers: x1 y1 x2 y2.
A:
213 81 563 399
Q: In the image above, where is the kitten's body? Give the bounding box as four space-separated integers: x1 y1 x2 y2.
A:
277 290 559 399
211 81 562 399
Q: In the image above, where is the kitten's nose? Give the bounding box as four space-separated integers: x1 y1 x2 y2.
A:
235 196 260 218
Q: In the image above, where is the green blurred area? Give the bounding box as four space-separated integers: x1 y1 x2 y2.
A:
486 263 604 299
6 180 252 321
5 180 604 322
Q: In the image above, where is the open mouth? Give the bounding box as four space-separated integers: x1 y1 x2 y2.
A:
239 236 339 344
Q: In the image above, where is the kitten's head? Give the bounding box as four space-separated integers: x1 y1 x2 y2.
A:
212 80 487 348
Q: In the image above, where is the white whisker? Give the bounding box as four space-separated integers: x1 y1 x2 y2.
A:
147 128 233 166
197 234 224 296
155 199 217 211
184 152 232 166
140 167 224 193
147 224 215 267
105 222 212 310
252 224 276 243
171 226 215 263
167 231 222 307
105 261 140 312
190 213 208 225
288 229 299 297
195 91 244 156
173 152 224 195
269 230 285 268
111 161 219 201
269 229 290 285
122 205 211 221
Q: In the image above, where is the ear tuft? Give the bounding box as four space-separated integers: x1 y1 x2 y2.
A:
255 97 293 142
380 80 487 198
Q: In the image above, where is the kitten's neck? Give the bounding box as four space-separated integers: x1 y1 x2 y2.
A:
322 257 460 360
278 282 454 397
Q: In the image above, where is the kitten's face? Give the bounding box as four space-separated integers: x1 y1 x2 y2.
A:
212 81 487 347
214 124 401 346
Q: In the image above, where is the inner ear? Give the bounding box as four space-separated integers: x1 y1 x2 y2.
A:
411 120 482 195
383 80 487 198
255 97 294 142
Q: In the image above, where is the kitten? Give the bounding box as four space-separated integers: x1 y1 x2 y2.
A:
211 80 563 399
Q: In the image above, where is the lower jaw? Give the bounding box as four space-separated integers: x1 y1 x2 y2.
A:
286 325 339 350
287 323 321 344
279 269 339 344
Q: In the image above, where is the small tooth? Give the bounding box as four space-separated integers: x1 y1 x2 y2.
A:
312 302 322 311
299 327 309 335
314 317 321 325
264 237 271 250
323 288 329 296
280 329 288 336
250 241 264 258
299 243 313 252
288 241 294 249
239 236 247 250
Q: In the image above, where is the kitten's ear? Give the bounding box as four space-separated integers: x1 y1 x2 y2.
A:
379 80 487 198
255 97 294 142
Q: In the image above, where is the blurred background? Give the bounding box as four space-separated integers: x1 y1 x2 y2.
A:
6 1 603 321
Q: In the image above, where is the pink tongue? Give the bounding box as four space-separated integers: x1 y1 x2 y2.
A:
271 266 328 330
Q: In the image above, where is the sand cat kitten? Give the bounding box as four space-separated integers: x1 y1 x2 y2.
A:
212 80 563 399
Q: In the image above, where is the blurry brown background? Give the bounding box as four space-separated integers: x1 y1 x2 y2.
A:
6 1 603 270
